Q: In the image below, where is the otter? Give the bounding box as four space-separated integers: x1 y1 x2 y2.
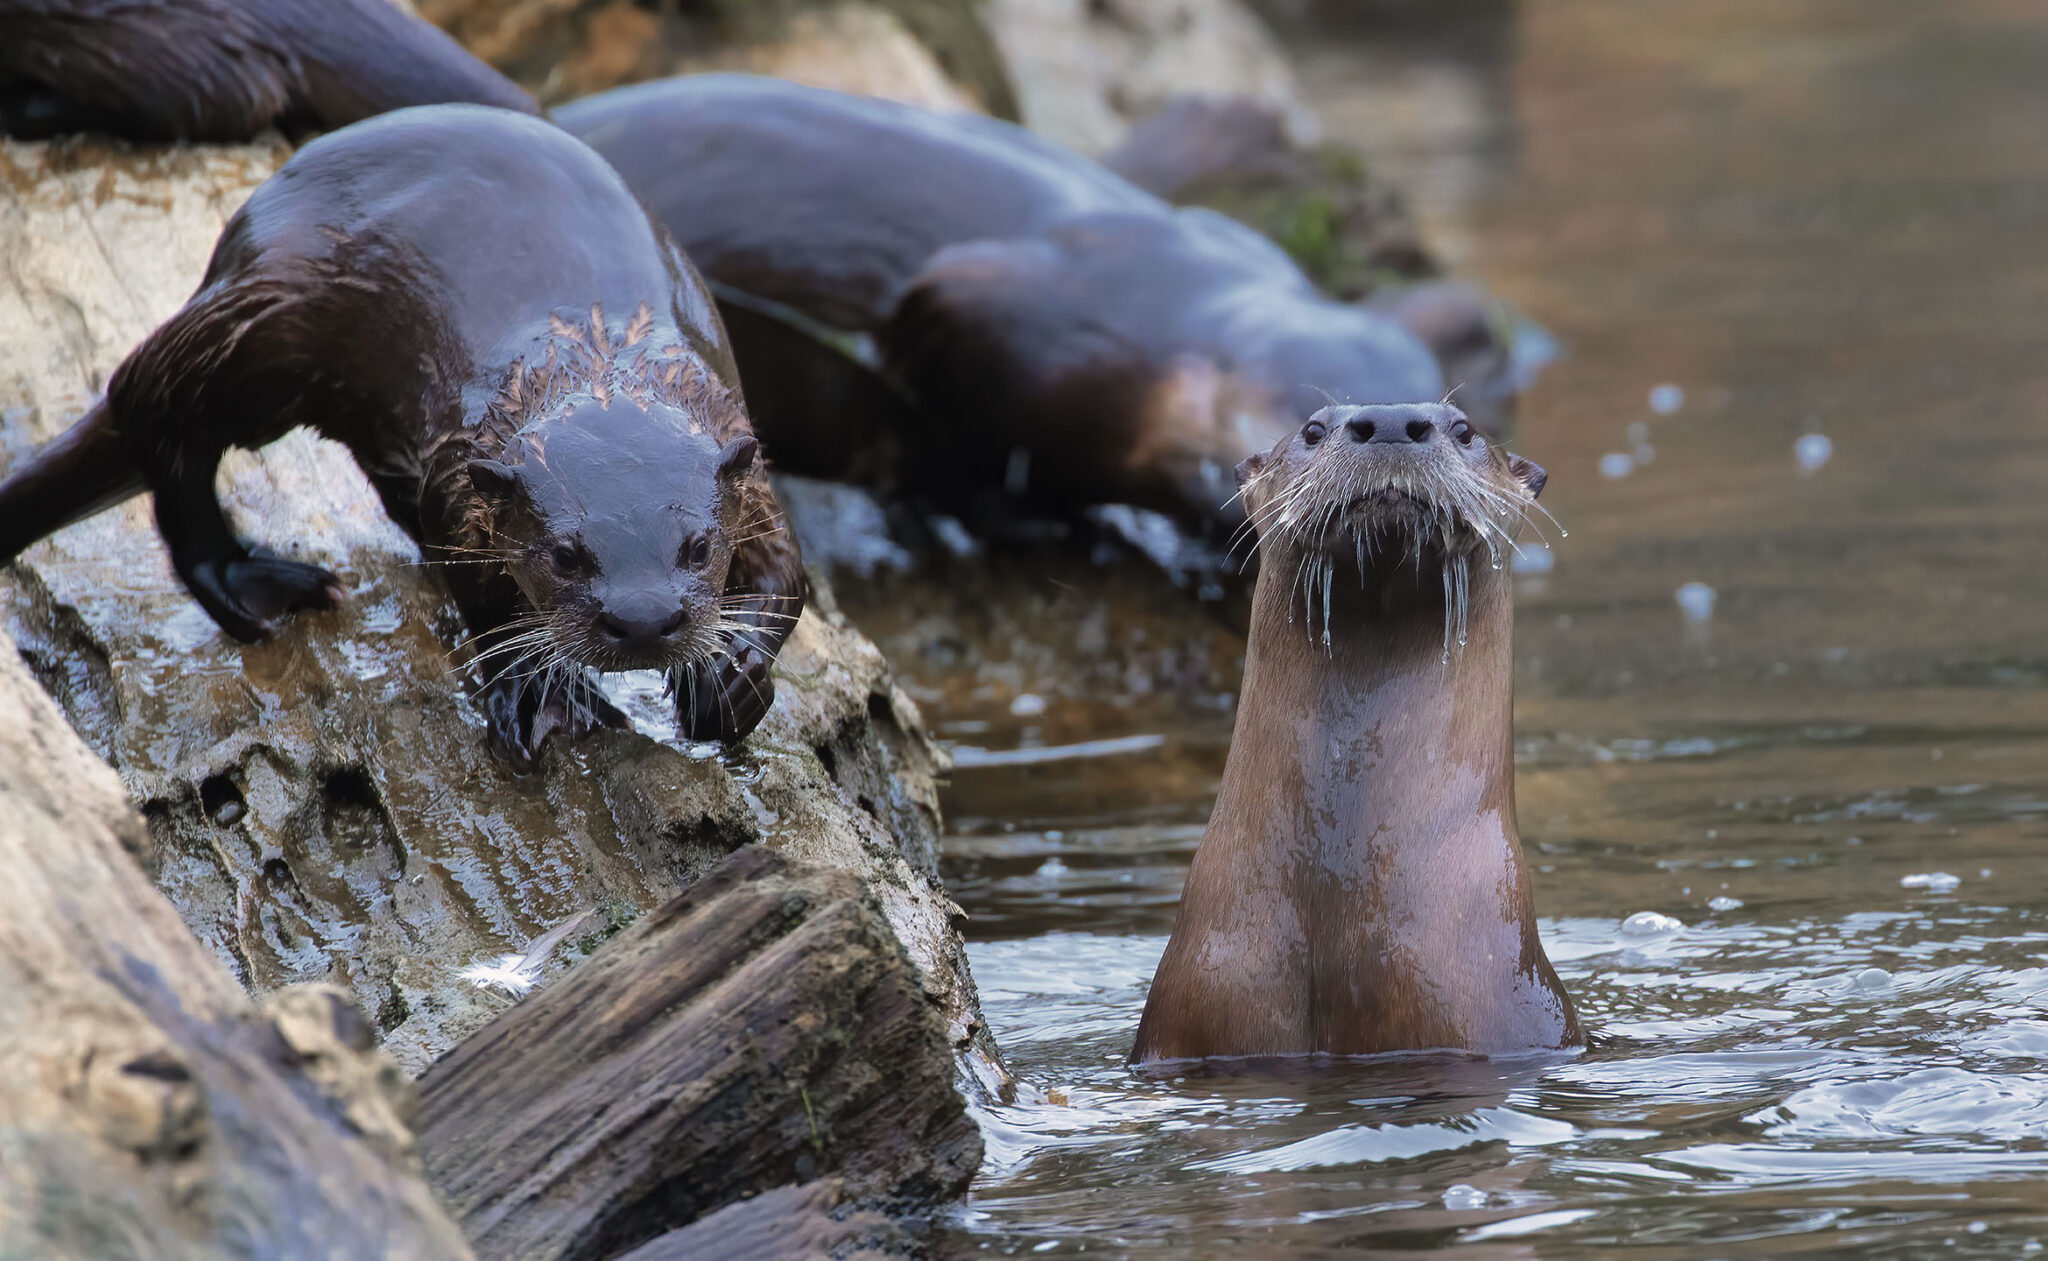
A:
0 0 536 142
556 75 1443 545
1132 402 1580 1061
0 105 804 770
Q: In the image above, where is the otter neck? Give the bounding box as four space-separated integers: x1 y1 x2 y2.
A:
1227 542 1517 872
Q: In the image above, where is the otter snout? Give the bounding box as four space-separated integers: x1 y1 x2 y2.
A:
1344 412 1438 444
1313 401 1472 449
596 604 688 656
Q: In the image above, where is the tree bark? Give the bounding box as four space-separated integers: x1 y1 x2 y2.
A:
418 845 980 1261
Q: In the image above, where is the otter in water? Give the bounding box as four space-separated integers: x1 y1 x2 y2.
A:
1132 401 1580 1060
0 105 803 769
557 75 1442 545
0 0 536 141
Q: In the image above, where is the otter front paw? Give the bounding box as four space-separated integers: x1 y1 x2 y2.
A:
480 672 630 773
673 641 775 744
187 551 345 642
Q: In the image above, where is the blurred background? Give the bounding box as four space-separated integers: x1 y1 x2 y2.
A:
654 0 2048 1254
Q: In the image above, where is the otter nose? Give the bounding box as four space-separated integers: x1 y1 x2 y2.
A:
598 607 687 651
1346 414 1436 444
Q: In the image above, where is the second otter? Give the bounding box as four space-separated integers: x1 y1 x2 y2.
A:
1133 402 1580 1061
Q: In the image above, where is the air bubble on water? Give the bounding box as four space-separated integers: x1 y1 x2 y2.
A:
1045 829 1065 842
683 740 724 761
1901 871 1961 892
1034 858 1070 880
1649 383 1685 414
1855 967 1892 990
1675 581 1717 621
1969 1221 1988 1235
1621 910 1684 936
1442 1184 1488 1211
1794 432 1833 474
1511 542 1555 574
1707 895 1743 911
1598 452 1635 479
1011 692 1048 717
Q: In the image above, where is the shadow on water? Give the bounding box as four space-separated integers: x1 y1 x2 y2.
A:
824 0 2048 1253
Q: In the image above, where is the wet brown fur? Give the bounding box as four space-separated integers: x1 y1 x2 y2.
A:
1133 403 1581 1062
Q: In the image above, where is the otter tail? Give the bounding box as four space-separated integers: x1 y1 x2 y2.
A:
0 403 145 563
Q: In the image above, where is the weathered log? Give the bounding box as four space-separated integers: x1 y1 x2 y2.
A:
0 627 471 1258
418 845 979 1260
0 133 1002 1089
614 1181 905 1260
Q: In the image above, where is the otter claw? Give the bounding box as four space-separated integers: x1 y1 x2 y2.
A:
187 551 344 642
674 641 775 744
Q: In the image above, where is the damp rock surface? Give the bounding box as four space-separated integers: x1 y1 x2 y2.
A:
417 0 1015 115
0 134 998 1089
0 624 469 1258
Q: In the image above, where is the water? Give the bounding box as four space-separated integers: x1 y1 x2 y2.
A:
840 0 2048 1252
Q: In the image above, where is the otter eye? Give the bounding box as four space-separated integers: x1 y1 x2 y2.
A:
1302 420 1328 446
549 541 584 574
1451 418 1476 446
680 534 712 568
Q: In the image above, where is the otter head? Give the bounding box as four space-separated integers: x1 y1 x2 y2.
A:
1236 400 1545 585
465 400 762 673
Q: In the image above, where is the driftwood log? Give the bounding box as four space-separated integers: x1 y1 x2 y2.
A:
0 629 470 1258
418 845 979 1260
614 1181 904 1259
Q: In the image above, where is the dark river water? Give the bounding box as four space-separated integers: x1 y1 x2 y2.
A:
844 0 2048 1253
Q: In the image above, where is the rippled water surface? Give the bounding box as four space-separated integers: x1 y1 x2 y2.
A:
845 0 2048 1253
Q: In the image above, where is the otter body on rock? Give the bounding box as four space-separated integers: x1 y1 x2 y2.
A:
558 75 1442 544
0 105 804 769
0 0 537 141
1133 402 1580 1061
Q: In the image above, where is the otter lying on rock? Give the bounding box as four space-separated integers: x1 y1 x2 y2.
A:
1133 402 1581 1060
0 105 804 769
0 0 537 141
558 75 1444 546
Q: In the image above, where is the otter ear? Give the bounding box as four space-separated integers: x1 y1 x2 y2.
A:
1508 454 1548 499
717 435 759 479
467 459 518 498
1234 452 1267 488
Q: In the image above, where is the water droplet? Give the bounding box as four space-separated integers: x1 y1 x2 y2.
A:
1634 442 1657 465
1442 1184 1488 1210
1598 452 1635 479
1901 871 1961 892
1675 581 1717 621
1794 432 1833 473
1625 422 1650 444
1648 383 1685 414
1621 910 1684 936
1010 693 1047 717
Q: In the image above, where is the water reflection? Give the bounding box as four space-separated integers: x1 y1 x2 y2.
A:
854 0 2048 1253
